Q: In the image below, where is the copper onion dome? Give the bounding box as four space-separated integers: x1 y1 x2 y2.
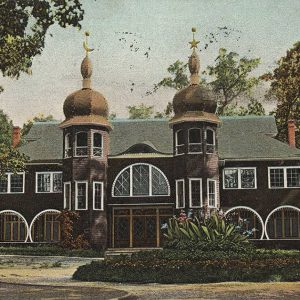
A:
60 32 111 130
170 28 219 126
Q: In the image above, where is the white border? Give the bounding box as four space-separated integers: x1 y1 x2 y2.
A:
225 206 265 240
74 131 88 157
207 179 217 208
93 181 104 210
28 209 61 242
188 128 202 154
111 163 171 197
175 129 185 156
268 166 300 189
35 172 62 193
223 167 257 190
0 210 30 242
176 179 185 209
264 205 300 239
63 182 71 209
64 133 71 158
0 172 25 194
75 181 88 210
189 178 203 208
205 127 215 154
91 130 104 158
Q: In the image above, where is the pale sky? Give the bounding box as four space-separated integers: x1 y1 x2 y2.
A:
1 0 300 126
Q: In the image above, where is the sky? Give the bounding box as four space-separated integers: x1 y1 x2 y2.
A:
1 0 300 126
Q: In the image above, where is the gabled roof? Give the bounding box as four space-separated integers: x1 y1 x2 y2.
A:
19 116 300 162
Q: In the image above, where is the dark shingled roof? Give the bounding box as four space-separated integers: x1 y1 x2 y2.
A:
19 116 300 162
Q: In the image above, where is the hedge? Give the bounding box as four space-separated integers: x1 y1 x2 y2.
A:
0 245 103 258
73 249 300 283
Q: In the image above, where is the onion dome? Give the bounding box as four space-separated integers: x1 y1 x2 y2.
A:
60 32 111 130
170 28 220 126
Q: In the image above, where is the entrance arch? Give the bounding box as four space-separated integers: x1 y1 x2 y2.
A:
265 205 300 240
29 209 61 242
0 210 29 242
225 206 265 240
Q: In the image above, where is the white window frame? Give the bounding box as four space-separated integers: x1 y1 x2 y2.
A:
207 179 217 208
0 172 25 194
175 129 185 156
205 127 216 154
223 167 257 190
93 181 104 210
91 130 103 158
188 128 202 154
268 166 300 189
74 131 88 157
176 179 185 209
189 178 203 208
64 133 72 158
75 181 88 210
112 163 170 197
63 182 71 210
35 172 62 193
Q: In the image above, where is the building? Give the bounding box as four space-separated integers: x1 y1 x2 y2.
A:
1 31 300 249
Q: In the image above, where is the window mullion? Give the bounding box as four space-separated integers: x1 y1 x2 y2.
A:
7 174 11 194
130 166 133 196
284 167 287 188
238 169 241 189
50 173 53 193
149 166 152 196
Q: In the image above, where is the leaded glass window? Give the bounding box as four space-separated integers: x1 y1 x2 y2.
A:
287 168 300 187
188 128 202 153
269 167 300 188
36 172 62 193
76 181 87 210
64 182 71 210
93 132 103 157
93 182 104 210
269 168 284 188
208 179 217 207
224 168 256 189
53 173 62 192
0 175 8 193
75 132 88 156
176 130 185 155
206 128 215 154
176 179 185 208
64 133 72 158
189 179 202 207
113 164 169 197
0 173 24 194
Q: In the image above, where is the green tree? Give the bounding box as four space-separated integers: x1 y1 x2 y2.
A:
128 104 154 119
207 48 261 115
0 110 28 177
21 113 55 136
222 98 266 116
262 42 300 147
0 0 84 92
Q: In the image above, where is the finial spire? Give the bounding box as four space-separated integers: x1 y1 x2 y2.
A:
81 31 94 89
188 27 200 85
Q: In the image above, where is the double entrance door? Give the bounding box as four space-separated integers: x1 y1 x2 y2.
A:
113 207 173 248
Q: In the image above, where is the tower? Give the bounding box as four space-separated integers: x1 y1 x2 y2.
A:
169 28 221 211
59 32 111 249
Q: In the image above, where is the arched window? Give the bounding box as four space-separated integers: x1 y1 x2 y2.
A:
75 132 88 156
113 164 170 197
206 128 215 154
64 133 71 158
175 130 185 155
188 128 202 153
92 132 103 157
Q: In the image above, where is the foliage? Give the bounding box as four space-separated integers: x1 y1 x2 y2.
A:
59 210 90 250
73 249 300 283
21 113 55 136
0 0 84 92
0 245 103 258
261 41 300 147
0 110 13 146
163 210 250 253
127 103 154 119
207 48 260 115
222 98 266 116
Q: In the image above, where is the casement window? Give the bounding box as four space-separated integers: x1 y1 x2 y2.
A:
64 182 71 210
64 133 72 158
1 214 26 241
75 181 88 210
189 178 202 208
175 129 185 155
75 132 88 156
93 182 104 210
207 179 217 208
223 168 257 189
188 128 202 153
36 172 62 193
112 163 170 197
0 173 25 194
206 128 215 154
176 179 185 209
268 167 300 188
92 131 103 157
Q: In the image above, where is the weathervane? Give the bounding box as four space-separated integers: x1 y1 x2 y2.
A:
83 31 94 55
189 27 200 50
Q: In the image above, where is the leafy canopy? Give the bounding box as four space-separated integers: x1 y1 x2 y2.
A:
21 113 55 136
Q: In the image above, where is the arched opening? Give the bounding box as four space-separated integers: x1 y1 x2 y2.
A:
225 206 265 240
75 131 88 156
175 129 185 155
265 206 300 239
0 210 29 242
64 133 72 158
29 209 61 242
206 128 215 154
92 131 103 157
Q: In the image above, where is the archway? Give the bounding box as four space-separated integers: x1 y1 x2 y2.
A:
265 205 300 239
0 210 29 242
225 206 265 240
